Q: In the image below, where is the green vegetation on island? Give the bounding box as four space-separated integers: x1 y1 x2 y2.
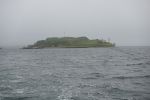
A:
23 37 115 49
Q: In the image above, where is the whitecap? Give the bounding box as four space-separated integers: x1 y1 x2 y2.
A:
15 89 25 94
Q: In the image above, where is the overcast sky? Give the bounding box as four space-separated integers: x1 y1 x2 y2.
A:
0 0 150 47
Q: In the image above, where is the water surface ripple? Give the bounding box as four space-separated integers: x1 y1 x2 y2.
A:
0 47 150 100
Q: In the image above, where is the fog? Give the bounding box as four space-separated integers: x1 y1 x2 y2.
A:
0 0 150 47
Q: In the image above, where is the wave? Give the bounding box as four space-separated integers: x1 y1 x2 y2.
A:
0 86 13 92
146 61 150 65
126 63 144 66
112 75 150 80
0 96 34 100
81 72 104 80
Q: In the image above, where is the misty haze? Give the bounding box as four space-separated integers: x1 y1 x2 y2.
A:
0 0 150 100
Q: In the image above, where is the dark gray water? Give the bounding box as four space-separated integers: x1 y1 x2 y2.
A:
0 47 150 100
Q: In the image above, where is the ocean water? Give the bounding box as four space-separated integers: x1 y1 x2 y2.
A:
0 47 150 100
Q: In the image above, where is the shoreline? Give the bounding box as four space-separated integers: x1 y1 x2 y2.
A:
22 46 115 49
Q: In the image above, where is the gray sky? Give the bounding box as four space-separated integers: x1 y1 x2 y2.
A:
0 0 150 47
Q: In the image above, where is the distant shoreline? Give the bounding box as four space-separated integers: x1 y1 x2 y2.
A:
23 46 115 49
23 37 115 49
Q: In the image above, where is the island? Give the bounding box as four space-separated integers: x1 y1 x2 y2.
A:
23 37 115 49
